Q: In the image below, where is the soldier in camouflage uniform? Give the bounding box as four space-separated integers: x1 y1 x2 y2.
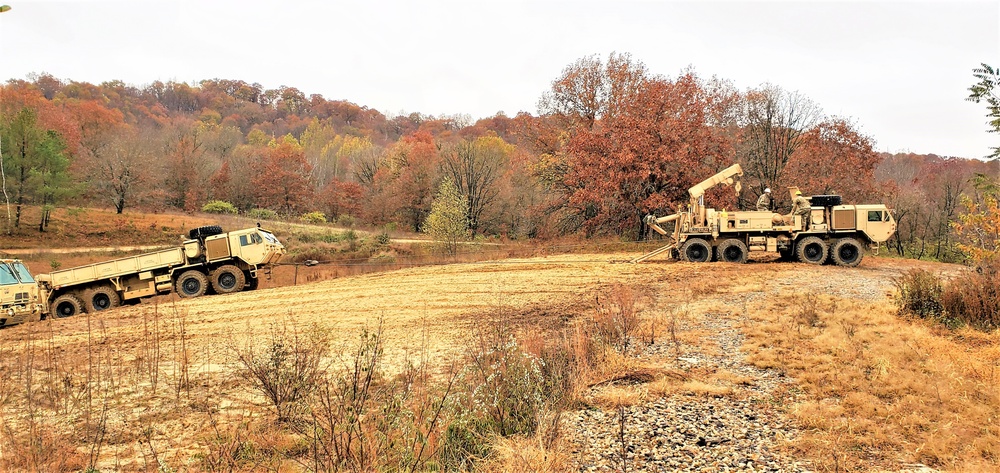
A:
791 190 811 230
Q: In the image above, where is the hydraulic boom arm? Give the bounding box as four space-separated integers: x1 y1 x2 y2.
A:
688 163 743 226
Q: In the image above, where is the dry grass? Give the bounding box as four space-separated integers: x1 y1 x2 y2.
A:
743 293 1000 471
476 431 572 473
3 218 997 473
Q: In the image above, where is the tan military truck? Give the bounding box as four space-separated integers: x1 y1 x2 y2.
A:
0 259 44 327
634 164 897 266
1 225 285 325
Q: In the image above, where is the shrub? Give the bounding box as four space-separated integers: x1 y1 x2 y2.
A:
230 323 329 422
247 208 278 220
202 200 238 214
442 319 546 469
942 259 1000 330
894 269 945 320
336 214 356 227
300 211 327 224
593 283 647 353
305 322 454 473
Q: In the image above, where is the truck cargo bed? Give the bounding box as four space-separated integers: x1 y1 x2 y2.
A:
47 248 185 288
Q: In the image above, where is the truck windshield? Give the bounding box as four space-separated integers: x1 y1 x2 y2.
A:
260 231 280 245
0 263 17 286
12 262 35 283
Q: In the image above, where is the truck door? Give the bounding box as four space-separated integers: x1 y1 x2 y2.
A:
862 208 896 243
234 231 264 262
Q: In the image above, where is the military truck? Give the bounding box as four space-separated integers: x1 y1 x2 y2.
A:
0 259 43 327
634 164 896 266
1 225 285 326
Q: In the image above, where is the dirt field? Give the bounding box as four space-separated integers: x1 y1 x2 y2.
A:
24 254 658 369
1 250 992 471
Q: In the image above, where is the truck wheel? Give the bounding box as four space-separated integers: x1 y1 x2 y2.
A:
796 236 828 265
176 270 209 298
211 265 246 294
189 225 224 239
680 239 712 263
84 285 121 312
716 239 748 264
51 294 84 318
831 238 863 267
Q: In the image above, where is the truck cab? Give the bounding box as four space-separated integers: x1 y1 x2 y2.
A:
0 259 42 327
190 227 285 267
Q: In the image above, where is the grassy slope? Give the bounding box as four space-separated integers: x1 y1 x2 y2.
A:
0 207 998 471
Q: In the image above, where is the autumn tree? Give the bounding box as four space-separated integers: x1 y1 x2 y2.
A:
299 118 342 188
423 177 467 255
210 148 259 211
250 135 314 215
391 132 441 231
736 85 822 207
319 179 364 221
558 71 733 237
954 175 1000 262
539 52 649 132
90 127 158 213
782 118 880 204
441 135 510 234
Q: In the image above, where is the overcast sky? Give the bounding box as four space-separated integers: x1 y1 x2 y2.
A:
1 1 998 159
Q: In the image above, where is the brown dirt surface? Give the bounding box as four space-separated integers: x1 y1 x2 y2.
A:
0 251 983 471
34 254 654 368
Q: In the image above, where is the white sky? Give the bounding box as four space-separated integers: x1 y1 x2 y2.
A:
0 0 998 159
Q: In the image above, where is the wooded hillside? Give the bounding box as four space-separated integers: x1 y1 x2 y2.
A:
2 53 997 261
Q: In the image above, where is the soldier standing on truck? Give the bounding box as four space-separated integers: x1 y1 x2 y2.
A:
791 190 811 229
756 188 772 211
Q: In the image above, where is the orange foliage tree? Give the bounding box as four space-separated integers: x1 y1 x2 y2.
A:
782 118 880 203
250 136 314 215
562 73 734 236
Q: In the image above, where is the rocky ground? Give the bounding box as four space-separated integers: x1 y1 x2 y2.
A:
563 256 963 473
565 289 809 472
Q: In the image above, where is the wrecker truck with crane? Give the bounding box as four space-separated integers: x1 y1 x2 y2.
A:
1 225 284 327
633 164 897 265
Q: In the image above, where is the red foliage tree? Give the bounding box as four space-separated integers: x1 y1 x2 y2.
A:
250 137 314 215
319 179 364 220
563 73 734 236
782 118 880 204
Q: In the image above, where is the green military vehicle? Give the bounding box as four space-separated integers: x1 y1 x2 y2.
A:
1 225 285 326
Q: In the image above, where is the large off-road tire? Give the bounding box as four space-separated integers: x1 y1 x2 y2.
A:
175 270 209 298
244 271 260 291
51 294 84 318
716 239 749 264
188 225 223 239
796 236 828 265
83 285 121 313
680 238 712 263
831 238 864 267
211 265 246 294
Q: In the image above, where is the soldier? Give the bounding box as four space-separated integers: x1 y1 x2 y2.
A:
756 188 772 211
791 190 811 229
